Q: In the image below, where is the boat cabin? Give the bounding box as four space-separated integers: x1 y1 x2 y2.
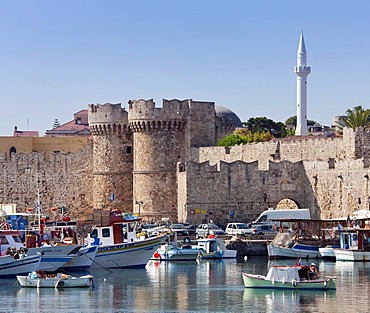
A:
86 219 139 246
197 238 219 254
0 231 24 255
339 228 370 251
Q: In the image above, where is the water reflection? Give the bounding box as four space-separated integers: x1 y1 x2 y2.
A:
3 257 370 312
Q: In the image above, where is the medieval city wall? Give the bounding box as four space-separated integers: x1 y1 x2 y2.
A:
0 145 93 217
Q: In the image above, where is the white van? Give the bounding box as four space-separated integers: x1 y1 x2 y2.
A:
252 208 310 225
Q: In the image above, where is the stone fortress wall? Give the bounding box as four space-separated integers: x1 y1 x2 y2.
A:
1 100 370 225
179 127 370 225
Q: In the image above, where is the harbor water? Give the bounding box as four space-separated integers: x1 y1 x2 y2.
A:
2 256 370 312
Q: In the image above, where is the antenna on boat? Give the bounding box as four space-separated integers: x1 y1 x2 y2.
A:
36 187 41 232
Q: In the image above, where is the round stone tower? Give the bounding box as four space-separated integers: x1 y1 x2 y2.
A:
88 103 133 211
128 99 188 221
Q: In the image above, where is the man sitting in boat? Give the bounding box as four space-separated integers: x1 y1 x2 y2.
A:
309 263 320 280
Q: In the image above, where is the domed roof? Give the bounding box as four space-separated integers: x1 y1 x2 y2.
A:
215 106 243 127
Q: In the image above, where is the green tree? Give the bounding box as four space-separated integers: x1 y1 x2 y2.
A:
216 134 248 146
285 116 317 127
244 117 288 138
342 105 370 130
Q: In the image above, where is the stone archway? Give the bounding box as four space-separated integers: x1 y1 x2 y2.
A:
275 198 300 210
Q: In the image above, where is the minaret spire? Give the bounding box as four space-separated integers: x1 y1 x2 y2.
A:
294 31 311 136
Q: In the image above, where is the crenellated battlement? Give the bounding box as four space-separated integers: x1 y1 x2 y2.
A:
88 103 129 135
128 99 189 122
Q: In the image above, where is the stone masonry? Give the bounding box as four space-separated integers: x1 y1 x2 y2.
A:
1 101 370 225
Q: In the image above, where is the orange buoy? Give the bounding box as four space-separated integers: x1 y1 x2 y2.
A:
153 251 161 259
26 207 34 213
50 207 58 213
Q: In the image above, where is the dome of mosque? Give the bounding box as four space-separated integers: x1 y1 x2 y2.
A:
215 106 243 128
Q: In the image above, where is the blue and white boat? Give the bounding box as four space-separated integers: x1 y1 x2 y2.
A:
267 233 322 259
0 254 41 277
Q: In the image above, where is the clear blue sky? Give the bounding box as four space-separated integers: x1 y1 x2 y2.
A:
1 1 369 136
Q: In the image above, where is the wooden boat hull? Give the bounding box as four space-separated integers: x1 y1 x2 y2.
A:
152 245 201 261
17 274 94 288
242 272 336 290
268 243 322 259
0 255 41 277
334 249 370 261
91 234 168 269
60 245 98 271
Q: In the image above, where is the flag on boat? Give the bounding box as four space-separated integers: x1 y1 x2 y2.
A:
36 203 41 214
109 192 115 202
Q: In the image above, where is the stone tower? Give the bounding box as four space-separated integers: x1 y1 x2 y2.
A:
88 103 133 211
128 99 188 220
294 31 311 136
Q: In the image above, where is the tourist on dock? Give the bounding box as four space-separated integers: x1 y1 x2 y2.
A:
309 263 320 280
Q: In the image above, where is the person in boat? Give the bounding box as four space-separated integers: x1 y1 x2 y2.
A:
309 263 320 280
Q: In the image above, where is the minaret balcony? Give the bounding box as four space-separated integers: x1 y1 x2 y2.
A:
294 66 311 75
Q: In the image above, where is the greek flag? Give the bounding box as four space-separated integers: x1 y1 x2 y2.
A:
36 203 41 214
109 192 115 202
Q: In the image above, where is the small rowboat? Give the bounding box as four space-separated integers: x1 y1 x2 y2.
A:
242 265 336 290
17 272 94 288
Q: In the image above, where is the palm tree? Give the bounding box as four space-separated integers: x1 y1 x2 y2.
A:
343 105 370 130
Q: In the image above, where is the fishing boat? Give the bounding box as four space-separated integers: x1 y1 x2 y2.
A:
242 265 336 290
334 226 370 261
17 271 94 288
0 254 41 277
60 244 98 271
84 212 169 269
267 233 322 259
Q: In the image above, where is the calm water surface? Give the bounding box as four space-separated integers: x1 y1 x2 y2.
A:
2 256 370 312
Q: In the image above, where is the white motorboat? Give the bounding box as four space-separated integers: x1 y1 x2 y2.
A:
152 243 201 261
242 265 336 290
197 236 237 259
0 254 41 277
17 272 94 288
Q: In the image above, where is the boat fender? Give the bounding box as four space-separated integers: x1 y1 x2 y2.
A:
292 279 297 287
282 278 285 284
271 278 275 285
57 280 65 288
324 281 327 287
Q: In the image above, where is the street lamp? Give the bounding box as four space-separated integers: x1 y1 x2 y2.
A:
135 201 143 216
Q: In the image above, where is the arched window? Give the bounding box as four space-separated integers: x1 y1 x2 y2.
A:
10 146 16 155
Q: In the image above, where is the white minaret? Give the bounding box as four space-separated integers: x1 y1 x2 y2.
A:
294 31 311 136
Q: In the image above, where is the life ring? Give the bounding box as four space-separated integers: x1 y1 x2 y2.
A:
57 280 65 287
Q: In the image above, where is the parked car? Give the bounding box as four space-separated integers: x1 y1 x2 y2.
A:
225 223 253 236
250 224 276 236
186 225 197 236
196 224 225 238
170 223 188 236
